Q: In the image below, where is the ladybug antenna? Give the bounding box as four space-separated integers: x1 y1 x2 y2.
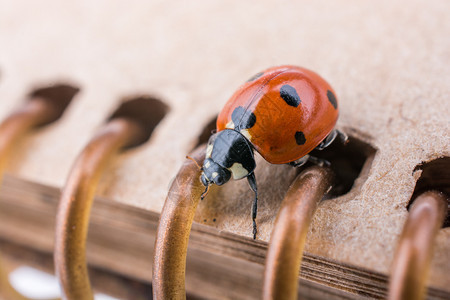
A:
186 155 202 170
200 184 210 201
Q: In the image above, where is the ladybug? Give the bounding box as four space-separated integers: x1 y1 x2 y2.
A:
200 65 346 239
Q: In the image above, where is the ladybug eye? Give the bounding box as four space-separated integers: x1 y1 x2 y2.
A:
213 168 231 186
214 176 224 185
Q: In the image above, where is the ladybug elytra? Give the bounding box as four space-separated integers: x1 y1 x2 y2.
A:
200 65 346 239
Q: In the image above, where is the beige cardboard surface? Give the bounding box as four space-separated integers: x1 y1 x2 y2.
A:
0 0 448 291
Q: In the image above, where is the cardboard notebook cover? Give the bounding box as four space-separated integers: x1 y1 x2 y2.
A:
0 0 448 298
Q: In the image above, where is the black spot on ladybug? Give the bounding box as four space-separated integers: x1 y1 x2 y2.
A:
280 84 301 107
203 219 207 222
213 218 216 222
231 106 256 130
295 131 306 145
327 90 338 109
247 72 264 82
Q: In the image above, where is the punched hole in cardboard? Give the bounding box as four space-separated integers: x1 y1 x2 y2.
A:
409 157 450 228
108 96 170 149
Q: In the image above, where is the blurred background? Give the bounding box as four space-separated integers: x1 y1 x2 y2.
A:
0 0 448 299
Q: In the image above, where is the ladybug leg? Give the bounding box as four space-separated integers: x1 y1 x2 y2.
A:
247 172 258 239
316 130 338 150
316 129 348 150
289 155 330 168
336 129 349 144
288 155 310 167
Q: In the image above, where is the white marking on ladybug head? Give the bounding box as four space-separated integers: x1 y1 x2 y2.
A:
226 120 235 129
206 144 213 158
240 129 252 141
204 160 211 168
212 172 219 179
228 162 249 180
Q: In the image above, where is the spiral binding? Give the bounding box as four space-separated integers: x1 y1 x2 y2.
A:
53 97 165 299
262 166 333 300
153 146 206 299
0 85 78 300
388 191 447 300
0 91 447 300
153 151 448 300
152 152 334 300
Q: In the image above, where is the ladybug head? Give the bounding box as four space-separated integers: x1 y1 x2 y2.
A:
201 158 231 186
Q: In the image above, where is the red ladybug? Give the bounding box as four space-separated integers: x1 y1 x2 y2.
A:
200 65 346 239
